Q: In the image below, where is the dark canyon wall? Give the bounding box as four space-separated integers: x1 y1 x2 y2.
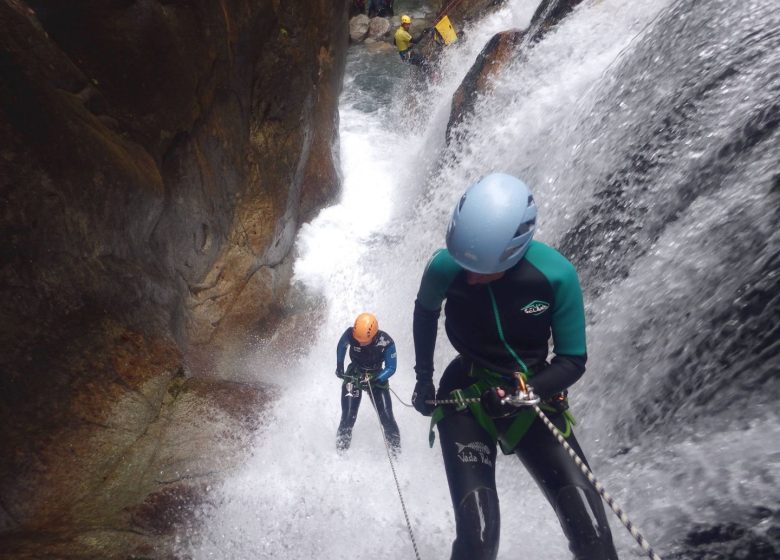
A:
0 0 349 556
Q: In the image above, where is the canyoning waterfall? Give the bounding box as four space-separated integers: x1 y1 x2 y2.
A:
188 0 779 558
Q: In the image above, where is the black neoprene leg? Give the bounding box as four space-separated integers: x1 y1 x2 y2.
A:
337 382 362 451
438 411 501 560
368 386 401 451
514 417 618 560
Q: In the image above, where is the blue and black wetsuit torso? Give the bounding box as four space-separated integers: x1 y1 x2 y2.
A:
414 240 587 401
336 328 397 383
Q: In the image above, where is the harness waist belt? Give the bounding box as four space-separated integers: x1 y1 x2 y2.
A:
428 364 575 454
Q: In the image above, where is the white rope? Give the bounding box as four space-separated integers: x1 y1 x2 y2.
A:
389 386 415 407
532 404 663 560
426 391 663 559
365 381 422 560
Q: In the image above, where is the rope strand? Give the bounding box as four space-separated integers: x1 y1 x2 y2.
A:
532 404 663 560
424 394 663 560
389 386 415 407
365 381 422 560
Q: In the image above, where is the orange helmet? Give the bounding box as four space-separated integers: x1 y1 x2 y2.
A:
353 313 379 344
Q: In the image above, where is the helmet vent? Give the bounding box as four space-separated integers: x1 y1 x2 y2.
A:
514 217 536 237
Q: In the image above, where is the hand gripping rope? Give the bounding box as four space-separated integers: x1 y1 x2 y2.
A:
365 377 423 560
426 373 663 560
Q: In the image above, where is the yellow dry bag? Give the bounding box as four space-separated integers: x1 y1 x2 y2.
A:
434 15 458 45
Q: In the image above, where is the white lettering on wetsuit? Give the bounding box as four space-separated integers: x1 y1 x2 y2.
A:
455 441 493 467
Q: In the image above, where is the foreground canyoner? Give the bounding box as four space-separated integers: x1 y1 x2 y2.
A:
411 173 619 559
335 312 400 453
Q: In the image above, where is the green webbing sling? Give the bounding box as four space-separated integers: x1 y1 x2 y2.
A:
428 364 572 453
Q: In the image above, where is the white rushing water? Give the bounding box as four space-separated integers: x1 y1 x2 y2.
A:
188 0 780 558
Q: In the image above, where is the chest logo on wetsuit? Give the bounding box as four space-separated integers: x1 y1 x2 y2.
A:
521 300 550 315
455 441 493 467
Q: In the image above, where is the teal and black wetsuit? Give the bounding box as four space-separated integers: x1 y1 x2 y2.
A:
336 328 400 452
413 241 617 560
415 240 587 402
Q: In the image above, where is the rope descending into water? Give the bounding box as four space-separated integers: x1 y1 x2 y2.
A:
532 404 663 560
365 380 422 560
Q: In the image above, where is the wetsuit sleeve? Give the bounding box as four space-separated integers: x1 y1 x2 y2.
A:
530 354 586 399
336 328 351 370
375 340 398 382
413 249 461 381
550 259 586 357
525 244 587 399
413 302 439 381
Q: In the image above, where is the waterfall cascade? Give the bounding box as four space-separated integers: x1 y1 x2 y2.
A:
188 0 779 558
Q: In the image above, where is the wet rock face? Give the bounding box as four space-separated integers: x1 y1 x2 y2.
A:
444 0 583 141
0 0 349 554
0 316 275 557
368 16 392 39
434 0 506 23
350 15 391 44
350 14 371 42
668 508 780 560
447 29 526 142
528 0 584 34
1 0 349 356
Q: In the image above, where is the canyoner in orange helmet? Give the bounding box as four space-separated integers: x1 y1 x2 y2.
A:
334 313 400 454
352 312 379 344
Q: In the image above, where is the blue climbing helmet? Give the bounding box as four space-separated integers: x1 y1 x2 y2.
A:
446 173 537 274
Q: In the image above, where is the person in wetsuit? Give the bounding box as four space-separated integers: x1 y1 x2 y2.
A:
336 312 400 453
368 0 393 18
350 0 366 18
411 173 618 560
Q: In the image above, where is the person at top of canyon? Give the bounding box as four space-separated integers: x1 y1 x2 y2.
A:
368 0 394 18
350 0 366 18
411 173 619 559
335 313 400 454
394 14 426 63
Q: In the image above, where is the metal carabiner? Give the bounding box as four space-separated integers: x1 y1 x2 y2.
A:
501 371 540 407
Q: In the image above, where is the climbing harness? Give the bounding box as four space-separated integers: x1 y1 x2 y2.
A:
424 372 540 408
428 376 663 560
424 364 560 452
342 367 386 394
365 378 422 560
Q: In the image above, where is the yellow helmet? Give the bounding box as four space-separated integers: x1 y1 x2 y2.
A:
353 313 379 344
401 15 411 24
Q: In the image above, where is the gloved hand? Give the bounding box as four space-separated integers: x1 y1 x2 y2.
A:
412 380 436 416
481 386 517 418
335 365 345 379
